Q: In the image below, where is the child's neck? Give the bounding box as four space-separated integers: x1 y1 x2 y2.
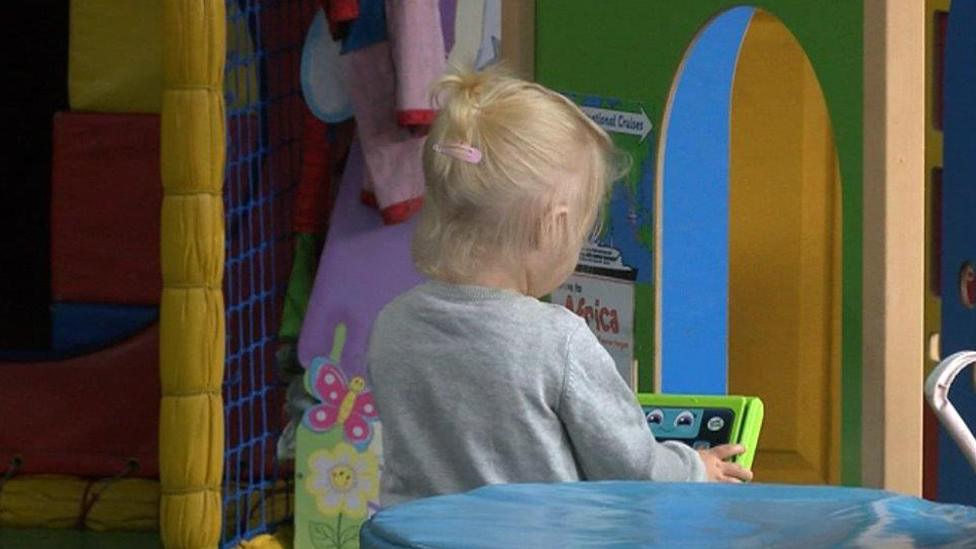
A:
447 266 530 296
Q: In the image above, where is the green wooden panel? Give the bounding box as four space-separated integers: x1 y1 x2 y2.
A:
536 0 863 485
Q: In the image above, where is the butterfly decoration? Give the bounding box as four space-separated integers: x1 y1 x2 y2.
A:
303 356 379 450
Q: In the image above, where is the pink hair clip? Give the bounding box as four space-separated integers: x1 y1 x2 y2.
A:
432 142 482 164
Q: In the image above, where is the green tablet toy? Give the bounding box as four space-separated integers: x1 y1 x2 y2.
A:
636 394 764 470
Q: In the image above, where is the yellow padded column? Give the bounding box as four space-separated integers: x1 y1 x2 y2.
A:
159 1 226 547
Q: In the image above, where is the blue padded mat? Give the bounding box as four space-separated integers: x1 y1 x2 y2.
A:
0 302 157 361
361 482 976 548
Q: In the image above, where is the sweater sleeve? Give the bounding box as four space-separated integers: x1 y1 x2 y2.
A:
558 323 707 482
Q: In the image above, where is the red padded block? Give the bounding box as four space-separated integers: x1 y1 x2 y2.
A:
0 325 160 477
51 112 161 305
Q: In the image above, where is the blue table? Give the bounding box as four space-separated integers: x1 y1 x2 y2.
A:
361 481 976 548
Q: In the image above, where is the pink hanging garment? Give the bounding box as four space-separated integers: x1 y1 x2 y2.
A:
342 42 426 224
361 163 377 209
387 0 445 128
339 0 446 224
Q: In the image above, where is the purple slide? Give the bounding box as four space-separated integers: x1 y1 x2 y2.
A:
297 141 423 377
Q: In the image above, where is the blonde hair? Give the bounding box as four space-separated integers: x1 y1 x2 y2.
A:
413 67 625 280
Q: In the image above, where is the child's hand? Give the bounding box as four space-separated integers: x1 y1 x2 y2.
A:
697 445 754 483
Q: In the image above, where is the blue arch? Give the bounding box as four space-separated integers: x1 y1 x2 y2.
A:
659 7 753 394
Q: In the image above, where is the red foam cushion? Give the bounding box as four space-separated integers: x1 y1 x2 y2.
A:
0 325 160 477
51 112 161 305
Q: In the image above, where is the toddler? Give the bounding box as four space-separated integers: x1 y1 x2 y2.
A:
367 68 753 507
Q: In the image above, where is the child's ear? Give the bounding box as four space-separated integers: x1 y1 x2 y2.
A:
536 205 570 250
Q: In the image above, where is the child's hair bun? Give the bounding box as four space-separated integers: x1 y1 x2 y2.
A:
433 69 489 110
429 66 510 143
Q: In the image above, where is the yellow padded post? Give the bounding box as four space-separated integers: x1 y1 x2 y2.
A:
159 1 226 548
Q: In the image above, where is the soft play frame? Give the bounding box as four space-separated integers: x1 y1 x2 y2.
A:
2 1 299 547
2 1 975 548
0 2 167 538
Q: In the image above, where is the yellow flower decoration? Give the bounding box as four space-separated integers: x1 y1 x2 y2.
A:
306 443 379 518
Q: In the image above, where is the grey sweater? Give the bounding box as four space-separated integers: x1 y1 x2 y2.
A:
367 281 706 507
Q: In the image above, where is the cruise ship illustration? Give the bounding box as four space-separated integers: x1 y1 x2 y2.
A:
576 243 637 281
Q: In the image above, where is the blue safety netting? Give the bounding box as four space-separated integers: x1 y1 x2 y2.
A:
222 0 313 545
